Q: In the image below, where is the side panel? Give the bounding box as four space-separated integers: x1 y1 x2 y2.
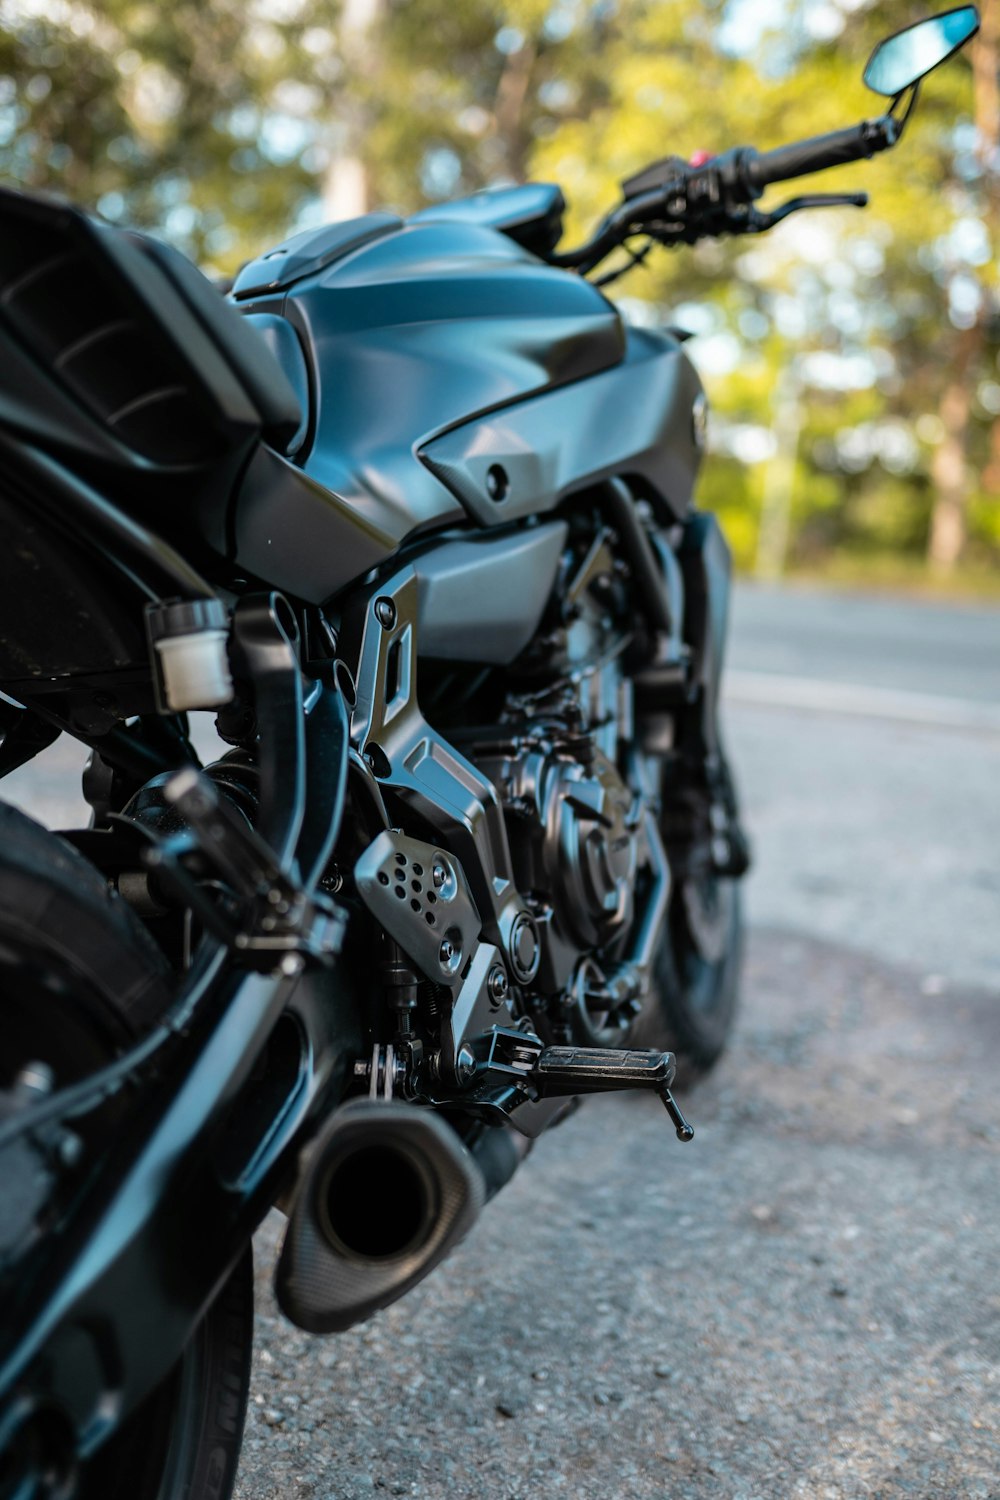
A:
418 328 705 526
232 446 400 605
413 522 567 663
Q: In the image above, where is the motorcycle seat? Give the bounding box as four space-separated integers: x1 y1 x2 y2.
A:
409 183 566 258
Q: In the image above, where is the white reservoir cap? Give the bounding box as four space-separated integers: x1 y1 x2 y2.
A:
155 629 233 711
146 597 234 713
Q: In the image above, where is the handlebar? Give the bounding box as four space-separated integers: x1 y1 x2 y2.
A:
744 118 898 191
548 113 900 273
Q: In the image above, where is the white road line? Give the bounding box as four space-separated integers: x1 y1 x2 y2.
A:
723 669 1000 733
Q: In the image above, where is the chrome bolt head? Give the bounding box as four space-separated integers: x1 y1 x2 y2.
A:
487 964 509 1006
374 597 396 629
456 1044 476 1084
432 862 448 888
14 1060 54 1099
438 932 462 975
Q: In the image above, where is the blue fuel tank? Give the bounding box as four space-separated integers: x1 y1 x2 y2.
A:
234 213 626 545
230 197 705 603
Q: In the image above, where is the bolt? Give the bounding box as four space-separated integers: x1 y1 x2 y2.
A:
432 862 448 889
13 1061 53 1100
456 1045 476 1084
57 1131 83 1168
374 597 396 629
439 938 457 967
485 464 509 502
487 964 509 1007
509 911 539 982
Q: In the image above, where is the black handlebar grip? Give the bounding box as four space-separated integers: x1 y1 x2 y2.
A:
746 121 890 191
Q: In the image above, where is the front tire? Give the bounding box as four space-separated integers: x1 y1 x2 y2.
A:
631 875 743 1082
0 803 253 1500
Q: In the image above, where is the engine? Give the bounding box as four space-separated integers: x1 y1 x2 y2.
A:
327 510 676 1084
473 671 641 1000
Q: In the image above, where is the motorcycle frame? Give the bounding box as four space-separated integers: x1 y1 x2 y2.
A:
0 431 355 1468
0 7 982 1463
0 387 736 1481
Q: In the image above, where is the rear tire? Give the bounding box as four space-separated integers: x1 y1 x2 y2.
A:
79 1250 253 1500
0 802 253 1500
630 875 743 1083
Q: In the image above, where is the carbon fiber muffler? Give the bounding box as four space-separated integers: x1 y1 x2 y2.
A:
275 1099 485 1333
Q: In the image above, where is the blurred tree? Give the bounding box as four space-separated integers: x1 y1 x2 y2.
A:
524 0 996 580
926 0 999 570
0 0 339 270
362 0 621 210
0 0 994 585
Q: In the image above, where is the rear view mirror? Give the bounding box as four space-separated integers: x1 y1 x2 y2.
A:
864 5 980 96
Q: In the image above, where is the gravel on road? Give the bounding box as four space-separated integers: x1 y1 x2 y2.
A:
235 927 1000 1500
724 700 1000 992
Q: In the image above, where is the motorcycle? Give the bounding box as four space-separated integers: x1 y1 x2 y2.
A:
0 8 978 1494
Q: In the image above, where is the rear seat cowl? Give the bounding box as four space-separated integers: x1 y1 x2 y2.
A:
230 214 402 301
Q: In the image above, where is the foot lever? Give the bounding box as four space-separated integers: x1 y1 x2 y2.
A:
660 1087 694 1142
528 1045 694 1142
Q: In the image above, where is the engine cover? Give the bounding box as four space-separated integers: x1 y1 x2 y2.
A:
478 737 639 995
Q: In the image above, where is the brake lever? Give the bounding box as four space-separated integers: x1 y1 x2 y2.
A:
747 190 868 232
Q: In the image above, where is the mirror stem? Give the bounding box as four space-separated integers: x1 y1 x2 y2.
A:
900 82 921 137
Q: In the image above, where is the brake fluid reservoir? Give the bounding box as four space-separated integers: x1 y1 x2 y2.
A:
146 598 234 711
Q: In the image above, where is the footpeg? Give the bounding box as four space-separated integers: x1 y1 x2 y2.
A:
530 1045 694 1142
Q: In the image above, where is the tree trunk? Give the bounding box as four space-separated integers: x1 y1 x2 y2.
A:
928 373 974 571
322 0 384 220
973 0 1000 149
926 1 998 572
755 368 802 580
492 39 536 182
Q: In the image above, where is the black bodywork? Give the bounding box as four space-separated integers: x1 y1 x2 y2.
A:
0 181 725 1471
0 182 707 669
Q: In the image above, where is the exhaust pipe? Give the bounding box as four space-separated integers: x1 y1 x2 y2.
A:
275 1099 485 1333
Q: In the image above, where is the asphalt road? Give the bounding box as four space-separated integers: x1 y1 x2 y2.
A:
724 584 1000 992
231 582 1000 1500
3 581 999 1498
728 583 1000 705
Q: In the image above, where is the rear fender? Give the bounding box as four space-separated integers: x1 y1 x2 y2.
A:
0 185 302 563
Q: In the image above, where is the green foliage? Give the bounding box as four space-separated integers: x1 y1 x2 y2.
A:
0 0 336 268
0 0 995 587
